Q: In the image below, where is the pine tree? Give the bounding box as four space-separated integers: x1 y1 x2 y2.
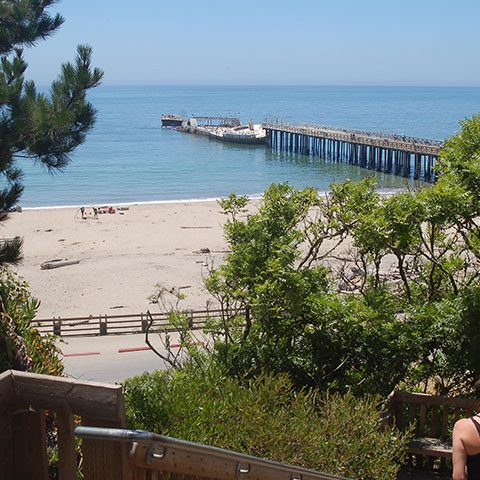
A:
0 0 103 264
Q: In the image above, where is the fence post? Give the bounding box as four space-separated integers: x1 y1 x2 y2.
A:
188 309 194 329
141 313 148 333
53 317 61 336
99 315 107 336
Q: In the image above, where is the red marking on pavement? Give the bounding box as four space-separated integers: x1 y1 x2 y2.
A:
118 342 204 353
63 352 100 357
170 341 204 348
118 346 151 353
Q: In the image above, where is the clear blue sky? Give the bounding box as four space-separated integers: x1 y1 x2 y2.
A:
24 0 480 86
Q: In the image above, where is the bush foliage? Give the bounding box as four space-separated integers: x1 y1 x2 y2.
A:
202 116 480 397
124 363 408 480
0 267 63 375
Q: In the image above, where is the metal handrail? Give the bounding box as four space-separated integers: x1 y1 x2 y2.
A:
75 426 352 480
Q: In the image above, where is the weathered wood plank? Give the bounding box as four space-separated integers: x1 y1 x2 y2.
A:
431 405 439 437
133 468 147 480
0 369 13 412
408 437 452 458
130 443 342 480
57 409 77 480
419 405 427 435
393 391 480 410
12 409 48 480
81 417 126 480
11 370 123 421
441 405 449 440
454 409 461 424
0 407 15 480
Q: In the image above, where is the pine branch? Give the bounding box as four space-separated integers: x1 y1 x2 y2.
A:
0 1 64 55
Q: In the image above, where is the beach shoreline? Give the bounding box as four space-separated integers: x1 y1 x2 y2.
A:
8 200 238 319
20 194 263 211
7 186 409 320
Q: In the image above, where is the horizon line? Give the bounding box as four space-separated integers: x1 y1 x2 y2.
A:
35 82 480 89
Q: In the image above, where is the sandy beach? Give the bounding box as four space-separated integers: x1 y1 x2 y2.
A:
7 201 241 319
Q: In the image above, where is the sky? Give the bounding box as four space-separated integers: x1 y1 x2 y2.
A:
23 0 480 86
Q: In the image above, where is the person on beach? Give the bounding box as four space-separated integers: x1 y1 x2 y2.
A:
80 206 86 219
453 414 480 480
93 207 98 219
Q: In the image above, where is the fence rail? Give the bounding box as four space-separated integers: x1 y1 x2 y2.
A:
34 309 242 337
0 370 351 479
0 370 126 479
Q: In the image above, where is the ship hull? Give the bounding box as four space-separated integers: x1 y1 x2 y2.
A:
161 118 184 127
221 134 266 145
161 114 186 127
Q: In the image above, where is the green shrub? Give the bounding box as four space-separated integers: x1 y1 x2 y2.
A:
0 267 63 375
124 363 408 480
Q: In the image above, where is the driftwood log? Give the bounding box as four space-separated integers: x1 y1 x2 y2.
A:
41 259 81 270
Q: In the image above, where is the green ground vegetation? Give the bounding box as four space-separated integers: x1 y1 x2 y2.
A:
124 362 409 480
0 267 62 375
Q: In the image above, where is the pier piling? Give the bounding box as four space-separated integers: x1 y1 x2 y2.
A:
262 123 441 182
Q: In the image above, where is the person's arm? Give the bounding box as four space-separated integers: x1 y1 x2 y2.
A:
453 420 468 480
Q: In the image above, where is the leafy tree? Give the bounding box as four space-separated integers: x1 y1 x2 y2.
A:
0 0 103 264
204 114 480 395
438 114 480 198
408 286 480 396
205 182 422 395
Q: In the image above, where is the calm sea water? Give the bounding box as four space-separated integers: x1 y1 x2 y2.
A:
19 85 480 207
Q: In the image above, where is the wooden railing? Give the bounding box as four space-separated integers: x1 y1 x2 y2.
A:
4 370 473 479
387 390 480 471
33 309 240 337
0 370 350 480
0 370 126 479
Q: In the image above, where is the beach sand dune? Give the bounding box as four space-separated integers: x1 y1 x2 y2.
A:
7 201 233 319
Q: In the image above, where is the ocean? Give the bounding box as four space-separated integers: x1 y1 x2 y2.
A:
19 85 480 208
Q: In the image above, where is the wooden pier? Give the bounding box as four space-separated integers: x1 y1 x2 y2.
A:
262 123 442 181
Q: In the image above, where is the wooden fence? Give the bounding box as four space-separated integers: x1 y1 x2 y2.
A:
34 309 238 337
0 370 126 479
0 370 350 480
1 370 469 478
386 390 480 472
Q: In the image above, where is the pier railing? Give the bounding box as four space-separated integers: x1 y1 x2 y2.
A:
34 308 243 337
263 123 442 155
262 122 441 181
